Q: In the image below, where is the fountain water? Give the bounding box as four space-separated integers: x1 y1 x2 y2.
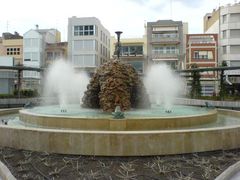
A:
43 59 89 111
145 64 184 112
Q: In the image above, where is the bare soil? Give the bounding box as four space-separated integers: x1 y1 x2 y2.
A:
1 147 240 180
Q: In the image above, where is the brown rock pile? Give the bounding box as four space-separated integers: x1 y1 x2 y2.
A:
82 60 150 112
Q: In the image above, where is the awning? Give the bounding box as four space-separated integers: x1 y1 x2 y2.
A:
224 70 240 75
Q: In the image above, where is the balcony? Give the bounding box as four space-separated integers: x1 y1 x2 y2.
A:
152 52 178 59
151 34 180 44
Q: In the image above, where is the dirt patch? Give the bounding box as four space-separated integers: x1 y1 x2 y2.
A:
1 147 240 180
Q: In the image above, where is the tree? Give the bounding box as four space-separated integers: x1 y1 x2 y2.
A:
219 61 228 99
190 64 202 98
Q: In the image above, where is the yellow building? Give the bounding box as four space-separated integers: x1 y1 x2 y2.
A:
0 32 23 65
110 36 148 74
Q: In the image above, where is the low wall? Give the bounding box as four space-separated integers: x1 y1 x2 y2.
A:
0 98 41 108
175 98 240 109
1 97 239 109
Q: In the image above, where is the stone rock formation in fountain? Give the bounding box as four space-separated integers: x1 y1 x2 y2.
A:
82 60 150 112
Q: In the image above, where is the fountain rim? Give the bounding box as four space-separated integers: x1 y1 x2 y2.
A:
19 107 217 120
18 107 218 130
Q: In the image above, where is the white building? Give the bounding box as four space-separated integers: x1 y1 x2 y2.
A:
23 26 61 89
204 3 240 67
68 17 110 73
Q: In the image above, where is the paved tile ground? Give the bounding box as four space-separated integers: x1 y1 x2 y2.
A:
1 147 240 180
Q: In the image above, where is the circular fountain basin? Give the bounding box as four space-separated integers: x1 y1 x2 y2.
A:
1 107 240 156
19 105 217 130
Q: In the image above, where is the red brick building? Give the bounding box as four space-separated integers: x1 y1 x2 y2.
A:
186 34 218 96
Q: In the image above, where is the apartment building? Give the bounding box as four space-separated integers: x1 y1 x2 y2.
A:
204 3 240 92
0 32 23 65
68 17 110 73
0 32 23 94
45 42 68 66
204 3 240 67
146 20 188 70
110 36 147 74
186 34 218 96
23 26 61 89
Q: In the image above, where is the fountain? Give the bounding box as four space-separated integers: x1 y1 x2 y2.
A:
0 34 240 157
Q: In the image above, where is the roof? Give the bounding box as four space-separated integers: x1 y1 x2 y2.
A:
147 20 183 26
2 32 23 40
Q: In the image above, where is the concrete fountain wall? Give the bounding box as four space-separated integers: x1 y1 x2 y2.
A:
19 109 217 130
0 109 240 156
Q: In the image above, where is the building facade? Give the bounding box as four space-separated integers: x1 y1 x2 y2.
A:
0 32 23 65
23 27 61 89
0 57 16 94
186 34 218 96
204 3 240 67
204 3 240 93
0 32 23 94
110 36 147 74
45 42 68 66
146 20 188 70
68 17 110 73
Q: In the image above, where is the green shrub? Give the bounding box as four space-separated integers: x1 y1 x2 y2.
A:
0 94 15 98
1 89 39 98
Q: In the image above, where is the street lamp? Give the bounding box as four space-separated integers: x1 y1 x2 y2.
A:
115 31 122 60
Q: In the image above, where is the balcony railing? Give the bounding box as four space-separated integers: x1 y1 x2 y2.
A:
152 52 178 59
151 35 179 43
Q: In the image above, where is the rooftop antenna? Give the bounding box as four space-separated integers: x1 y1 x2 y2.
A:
6 20 9 32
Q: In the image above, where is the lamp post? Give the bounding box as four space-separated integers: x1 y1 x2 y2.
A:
115 31 122 60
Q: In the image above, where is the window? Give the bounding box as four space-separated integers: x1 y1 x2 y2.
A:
74 40 95 51
201 85 214 96
24 52 31 61
54 52 61 59
230 45 240 54
127 61 144 74
120 46 143 56
222 30 227 39
24 39 31 47
152 33 178 39
230 29 240 38
193 51 213 59
230 13 240 22
24 38 39 47
24 52 38 61
6 48 20 55
73 54 96 67
222 46 227 54
222 14 227 24
32 52 38 61
152 46 177 55
47 52 53 60
74 25 94 36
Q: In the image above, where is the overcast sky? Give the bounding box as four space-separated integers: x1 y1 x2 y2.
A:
0 0 238 41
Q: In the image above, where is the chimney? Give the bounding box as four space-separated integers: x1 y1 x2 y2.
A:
35 24 39 30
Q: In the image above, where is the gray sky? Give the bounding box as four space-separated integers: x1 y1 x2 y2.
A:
0 0 237 41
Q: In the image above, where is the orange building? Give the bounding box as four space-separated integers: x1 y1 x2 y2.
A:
186 34 218 96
